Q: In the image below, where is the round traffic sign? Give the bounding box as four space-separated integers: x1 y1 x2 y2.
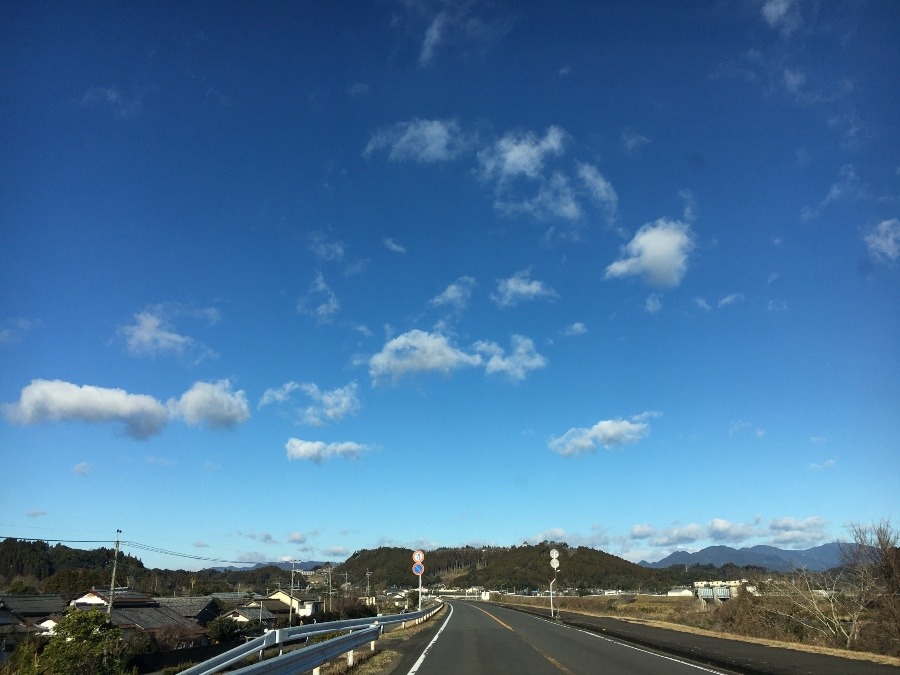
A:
412 562 425 575
412 550 425 563
550 549 559 559
550 558 559 569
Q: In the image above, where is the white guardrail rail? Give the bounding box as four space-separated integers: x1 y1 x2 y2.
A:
181 602 444 675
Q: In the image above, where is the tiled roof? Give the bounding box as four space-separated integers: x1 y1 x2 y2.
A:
156 596 217 617
0 594 68 617
74 588 157 607
108 606 206 636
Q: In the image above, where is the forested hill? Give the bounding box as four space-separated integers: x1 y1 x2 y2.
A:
3 538 773 598
337 543 667 592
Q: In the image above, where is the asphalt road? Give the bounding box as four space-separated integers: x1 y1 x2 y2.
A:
400 601 735 675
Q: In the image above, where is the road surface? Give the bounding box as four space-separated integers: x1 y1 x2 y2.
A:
403 601 732 674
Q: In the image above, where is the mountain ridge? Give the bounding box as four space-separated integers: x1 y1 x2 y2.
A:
639 542 843 572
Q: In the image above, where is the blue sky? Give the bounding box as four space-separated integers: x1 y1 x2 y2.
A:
1 1 897 572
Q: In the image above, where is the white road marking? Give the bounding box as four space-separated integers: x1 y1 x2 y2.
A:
405 603 454 675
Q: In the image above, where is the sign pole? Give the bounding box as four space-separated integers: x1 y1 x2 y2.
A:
549 549 560 619
412 550 426 611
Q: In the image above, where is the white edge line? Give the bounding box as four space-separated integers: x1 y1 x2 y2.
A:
405 602 454 675
570 624 728 674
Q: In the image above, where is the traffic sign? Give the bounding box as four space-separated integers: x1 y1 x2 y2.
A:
550 549 559 559
412 550 425 563
550 558 559 569
412 562 425 576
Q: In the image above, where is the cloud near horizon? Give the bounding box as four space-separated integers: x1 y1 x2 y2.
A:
4 378 250 439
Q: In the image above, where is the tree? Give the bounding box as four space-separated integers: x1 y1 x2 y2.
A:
759 521 898 651
38 609 123 675
207 616 241 643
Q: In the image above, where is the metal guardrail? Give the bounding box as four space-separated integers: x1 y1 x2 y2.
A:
181 603 444 675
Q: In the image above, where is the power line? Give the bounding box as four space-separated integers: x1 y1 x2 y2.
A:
2 536 277 566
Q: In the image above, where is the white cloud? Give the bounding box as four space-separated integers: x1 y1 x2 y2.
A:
369 329 482 384
577 162 618 222
605 219 694 287
170 380 250 430
119 311 193 357
810 459 836 470
384 238 407 254
651 524 705 547
429 276 477 311
769 516 827 546
285 438 371 463
309 233 345 261
474 335 547 381
297 272 340 324
708 518 757 543
348 82 369 96
621 129 650 153
0 318 38 345
298 381 361 426
678 189 697 222
801 164 866 222
865 218 900 263
364 118 469 163
630 524 654 539
783 68 806 94
496 171 582 221
80 85 141 118
761 0 802 36
4 379 170 439
718 292 744 308
420 10 448 65
548 413 654 456
118 305 218 361
258 382 301 408
767 300 788 312
562 322 587 337
694 297 711 311
477 126 567 182
26 509 46 518
73 461 90 476
491 269 558 307
645 294 662 313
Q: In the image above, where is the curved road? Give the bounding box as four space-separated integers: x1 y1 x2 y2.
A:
404 601 731 675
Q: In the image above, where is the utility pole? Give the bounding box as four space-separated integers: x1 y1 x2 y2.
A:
325 568 332 613
107 529 122 616
288 560 296 627
365 569 372 607
342 572 349 599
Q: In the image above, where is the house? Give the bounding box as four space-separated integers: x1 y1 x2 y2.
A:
266 591 322 618
219 605 275 629
0 594 68 651
68 588 207 645
157 596 220 626
71 587 158 609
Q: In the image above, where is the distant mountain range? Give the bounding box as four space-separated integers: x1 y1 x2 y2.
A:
209 560 331 573
639 543 843 572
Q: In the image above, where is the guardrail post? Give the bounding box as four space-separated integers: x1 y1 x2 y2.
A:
346 649 354 667
312 667 321 675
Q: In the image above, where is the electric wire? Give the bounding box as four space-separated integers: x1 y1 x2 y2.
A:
1 536 273 566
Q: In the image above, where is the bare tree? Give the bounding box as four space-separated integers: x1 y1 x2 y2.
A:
759 521 897 650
